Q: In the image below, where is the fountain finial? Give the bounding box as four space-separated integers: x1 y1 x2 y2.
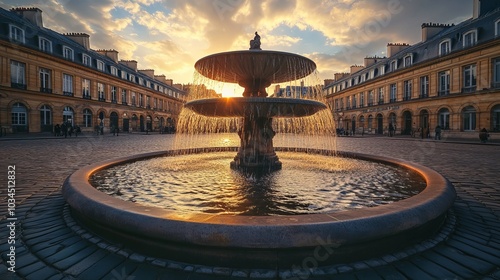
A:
249 31 261 50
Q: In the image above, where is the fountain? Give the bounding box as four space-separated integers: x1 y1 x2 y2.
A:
185 35 326 172
62 35 456 273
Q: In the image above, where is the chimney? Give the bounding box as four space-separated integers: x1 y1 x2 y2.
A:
119 60 138 71
350 65 364 74
387 43 411 57
473 0 499 19
64 33 90 50
96 49 119 63
334 73 349 81
139 69 155 78
364 56 383 67
165 79 173 86
11 7 43 27
421 23 454 41
155 75 167 83
324 79 335 87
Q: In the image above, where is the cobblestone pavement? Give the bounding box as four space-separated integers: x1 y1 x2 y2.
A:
1 133 500 279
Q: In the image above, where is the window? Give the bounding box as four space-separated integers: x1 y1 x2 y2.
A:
438 108 450 130
82 78 91 99
111 66 118 76
139 94 143 107
368 90 374 106
139 77 144 86
463 64 477 92
82 54 92 67
154 98 158 109
97 60 105 71
403 80 412 101
11 103 27 126
439 39 451 56
98 83 106 101
146 80 151 88
463 30 477 48
9 25 25 43
40 105 52 126
378 87 384 104
438 70 450 96
390 60 398 71
131 92 136 106
359 92 364 107
111 86 117 103
390 83 397 103
492 105 500 132
368 115 373 129
39 37 52 53
129 74 136 83
39 68 52 93
420 76 429 98
351 94 357 109
63 46 74 61
403 54 413 67
146 96 151 109
340 98 344 110
63 74 73 96
63 106 74 125
10 60 26 89
121 89 127 105
496 19 500 36
346 96 351 109
462 106 476 131
83 109 92 128
492 57 500 88
380 65 385 75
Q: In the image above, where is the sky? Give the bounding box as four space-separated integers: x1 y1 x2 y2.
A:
0 0 473 95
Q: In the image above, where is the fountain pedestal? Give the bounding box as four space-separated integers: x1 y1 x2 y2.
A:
231 116 282 172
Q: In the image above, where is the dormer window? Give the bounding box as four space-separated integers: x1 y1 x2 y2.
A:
129 74 135 83
111 66 118 76
121 70 127 80
39 37 52 53
403 53 413 67
138 77 144 85
9 25 25 43
97 60 105 71
82 54 92 67
463 30 477 48
495 19 500 37
380 65 385 75
63 46 74 61
439 39 451 56
390 60 398 71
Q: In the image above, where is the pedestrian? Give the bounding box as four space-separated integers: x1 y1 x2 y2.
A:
61 122 68 138
54 124 60 137
68 123 74 137
479 128 489 143
75 125 81 137
389 123 395 137
434 125 442 140
111 125 116 136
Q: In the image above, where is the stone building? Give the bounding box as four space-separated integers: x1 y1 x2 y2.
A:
324 0 500 139
0 7 186 135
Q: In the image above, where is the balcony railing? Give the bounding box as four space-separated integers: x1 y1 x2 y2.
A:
82 95 91 100
461 86 476 93
419 94 428 99
492 82 500 89
438 90 450 96
389 98 396 103
378 100 384 105
122 101 128 105
98 97 106 102
367 102 374 106
403 96 411 101
11 83 27 90
111 99 117 104
63 91 74 97
40 87 52 93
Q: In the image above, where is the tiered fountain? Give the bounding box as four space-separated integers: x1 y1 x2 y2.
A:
185 32 326 172
63 34 456 272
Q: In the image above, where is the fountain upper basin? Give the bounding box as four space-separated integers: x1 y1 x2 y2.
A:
185 97 327 117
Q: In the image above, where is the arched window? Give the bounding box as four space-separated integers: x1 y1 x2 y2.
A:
439 39 451 56
491 105 500 132
462 106 476 131
83 109 92 128
368 115 373 130
463 30 477 48
438 108 450 130
63 106 74 125
12 103 27 125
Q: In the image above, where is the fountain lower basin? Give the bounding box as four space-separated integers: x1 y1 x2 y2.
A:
63 147 456 268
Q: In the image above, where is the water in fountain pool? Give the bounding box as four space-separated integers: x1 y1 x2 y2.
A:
91 151 425 216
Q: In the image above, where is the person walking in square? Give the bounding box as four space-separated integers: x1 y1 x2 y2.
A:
434 125 442 140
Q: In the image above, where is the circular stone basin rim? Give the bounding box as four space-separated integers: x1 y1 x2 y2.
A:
63 147 456 249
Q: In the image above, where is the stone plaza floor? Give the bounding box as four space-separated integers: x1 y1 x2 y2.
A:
0 132 500 279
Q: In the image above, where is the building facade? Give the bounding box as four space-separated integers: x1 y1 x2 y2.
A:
0 7 186 135
324 0 500 139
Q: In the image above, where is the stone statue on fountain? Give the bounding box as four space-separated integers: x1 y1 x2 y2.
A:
249 32 261 50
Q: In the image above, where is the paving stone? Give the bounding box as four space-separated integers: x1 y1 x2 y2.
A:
64 249 108 276
52 246 98 271
421 250 476 278
76 252 125 280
